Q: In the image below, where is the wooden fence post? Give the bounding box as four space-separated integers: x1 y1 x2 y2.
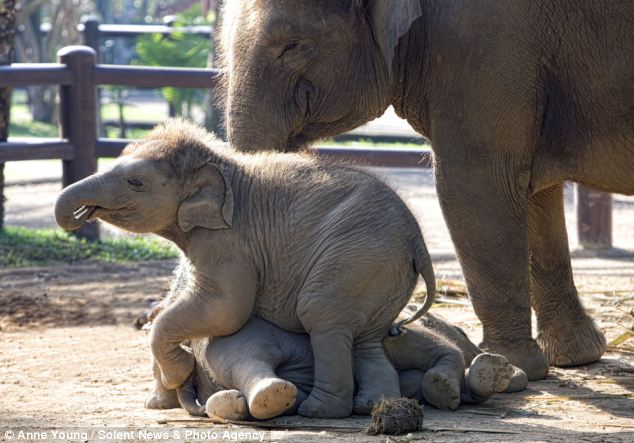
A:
57 46 99 241
81 17 101 58
576 184 612 249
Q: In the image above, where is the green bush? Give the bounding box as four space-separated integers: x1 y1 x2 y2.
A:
134 5 211 118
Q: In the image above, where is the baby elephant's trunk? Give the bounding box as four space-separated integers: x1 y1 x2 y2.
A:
392 242 436 333
177 375 203 416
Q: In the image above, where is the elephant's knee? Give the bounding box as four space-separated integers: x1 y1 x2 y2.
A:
150 318 195 389
150 323 167 359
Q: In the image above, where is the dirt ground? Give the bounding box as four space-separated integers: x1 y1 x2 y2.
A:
0 258 632 442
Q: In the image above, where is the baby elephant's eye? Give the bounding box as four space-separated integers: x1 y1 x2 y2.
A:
127 177 145 189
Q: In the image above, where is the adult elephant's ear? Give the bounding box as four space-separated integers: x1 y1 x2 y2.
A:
362 0 423 76
178 162 234 232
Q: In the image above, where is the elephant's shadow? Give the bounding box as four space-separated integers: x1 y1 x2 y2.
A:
570 247 634 262
539 358 634 419
416 357 633 438
502 358 634 420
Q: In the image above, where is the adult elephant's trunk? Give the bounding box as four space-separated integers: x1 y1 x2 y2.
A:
54 174 108 231
227 113 281 152
225 66 298 152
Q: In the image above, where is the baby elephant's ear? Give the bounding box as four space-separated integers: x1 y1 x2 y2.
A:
178 163 234 232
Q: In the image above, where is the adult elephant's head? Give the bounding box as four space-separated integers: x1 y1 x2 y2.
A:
219 0 422 151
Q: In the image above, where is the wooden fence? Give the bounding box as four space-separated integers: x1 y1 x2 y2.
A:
0 45 612 248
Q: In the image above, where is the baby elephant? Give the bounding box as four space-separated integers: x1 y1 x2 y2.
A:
175 314 527 420
54 119 436 417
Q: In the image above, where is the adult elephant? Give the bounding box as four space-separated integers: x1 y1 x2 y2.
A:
219 0 634 380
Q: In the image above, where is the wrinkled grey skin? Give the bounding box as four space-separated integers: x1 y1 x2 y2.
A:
220 0 634 381
172 315 525 420
54 120 436 418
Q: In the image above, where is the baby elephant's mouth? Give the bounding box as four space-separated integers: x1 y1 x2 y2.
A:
73 206 98 224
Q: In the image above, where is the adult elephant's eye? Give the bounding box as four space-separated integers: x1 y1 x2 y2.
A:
278 42 299 59
127 177 145 190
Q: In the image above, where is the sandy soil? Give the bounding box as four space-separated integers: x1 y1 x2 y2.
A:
0 259 632 443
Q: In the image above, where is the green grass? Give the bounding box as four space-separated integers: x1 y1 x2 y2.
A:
100 102 168 123
8 120 58 138
9 102 30 119
104 126 152 140
8 99 58 138
11 89 28 104
0 227 178 267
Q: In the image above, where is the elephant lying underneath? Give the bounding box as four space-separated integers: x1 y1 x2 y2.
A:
171 315 527 420
54 119 436 418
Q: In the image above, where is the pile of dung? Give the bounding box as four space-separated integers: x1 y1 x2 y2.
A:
366 397 424 435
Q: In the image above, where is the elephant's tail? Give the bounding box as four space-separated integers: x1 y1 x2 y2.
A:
391 241 436 334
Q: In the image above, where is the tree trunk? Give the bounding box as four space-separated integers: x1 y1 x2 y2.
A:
14 3 56 124
29 84 56 122
0 0 17 230
116 89 127 139
15 0 82 125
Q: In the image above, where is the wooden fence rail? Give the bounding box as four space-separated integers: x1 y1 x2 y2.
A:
0 45 612 248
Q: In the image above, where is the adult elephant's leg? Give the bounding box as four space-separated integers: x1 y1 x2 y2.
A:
434 151 549 380
527 184 606 366
352 340 401 414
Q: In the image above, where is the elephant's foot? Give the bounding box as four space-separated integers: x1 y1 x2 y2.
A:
353 389 396 415
352 344 401 414
537 316 606 367
248 378 297 420
145 389 180 410
421 368 461 410
298 390 352 418
353 377 401 415
504 365 529 393
206 390 249 421
465 353 513 399
296 327 354 418
352 394 377 415
481 338 549 381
